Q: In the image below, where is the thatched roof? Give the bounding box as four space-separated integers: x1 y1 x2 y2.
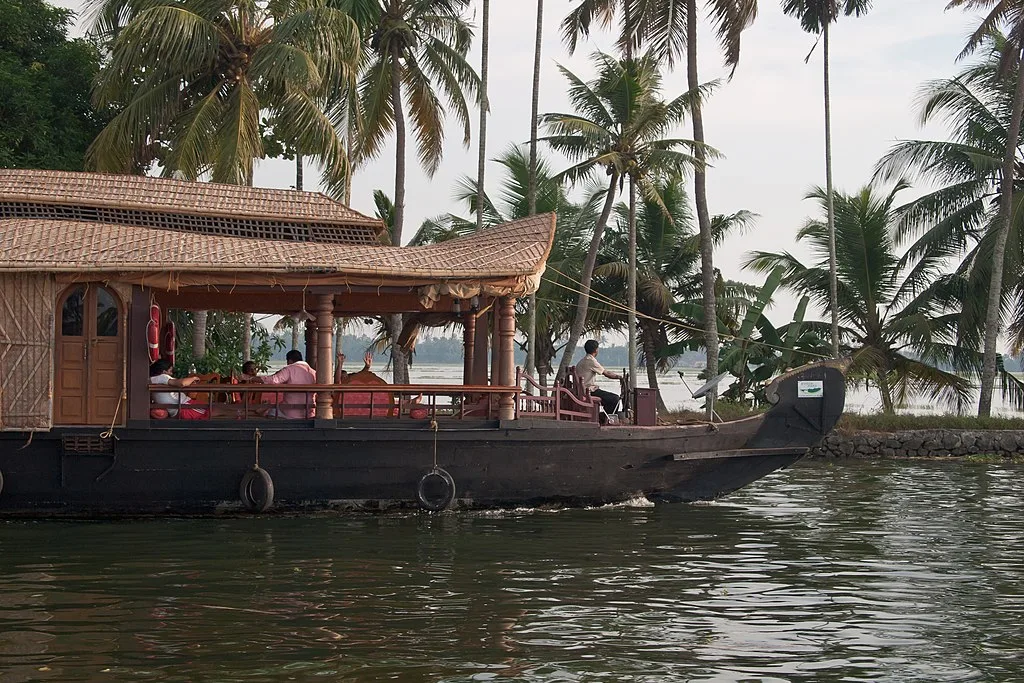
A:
0 170 556 293
0 169 384 244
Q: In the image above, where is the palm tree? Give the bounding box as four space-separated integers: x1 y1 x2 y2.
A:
88 0 361 185
411 145 599 383
745 184 975 414
943 0 1024 417
88 0 361 365
875 32 1024 412
524 0 545 381
476 0 490 232
781 0 872 360
352 0 480 383
541 52 703 383
561 0 758 416
595 173 692 411
597 176 757 411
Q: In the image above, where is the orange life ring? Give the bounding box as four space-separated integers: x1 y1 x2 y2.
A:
147 304 161 362
161 320 176 366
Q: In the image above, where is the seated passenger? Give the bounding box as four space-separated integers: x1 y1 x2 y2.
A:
334 351 374 384
577 340 622 421
333 351 394 417
149 359 208 420
259 350 316 419
240 361 263 382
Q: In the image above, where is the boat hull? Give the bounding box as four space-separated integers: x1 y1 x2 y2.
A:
0 362 845 515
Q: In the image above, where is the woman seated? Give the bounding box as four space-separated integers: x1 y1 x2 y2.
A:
333 351 395 417
149 359 208 420
334 351 374 384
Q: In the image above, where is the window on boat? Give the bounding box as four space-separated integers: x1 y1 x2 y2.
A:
61 286 85 337
96 288 119 336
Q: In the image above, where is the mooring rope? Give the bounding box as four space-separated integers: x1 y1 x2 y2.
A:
429 419 439 469
99 390 125 440
253 428 262 469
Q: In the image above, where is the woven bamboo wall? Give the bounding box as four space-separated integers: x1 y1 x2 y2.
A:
0 274 55 431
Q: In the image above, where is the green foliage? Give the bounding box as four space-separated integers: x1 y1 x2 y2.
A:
874 32 1024 409
87 0 361 187
541 51 707 191
836 412 1024 433
409 144 598 377
781 0 872 36
746 183 980 414
353 0 480 176
0 0 108 170
560 0 757 74
170 311 282 377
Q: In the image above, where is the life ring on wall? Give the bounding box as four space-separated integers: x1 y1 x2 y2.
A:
147 304 161 362
239 466 274 512
161 320 176 366
416 467 456 511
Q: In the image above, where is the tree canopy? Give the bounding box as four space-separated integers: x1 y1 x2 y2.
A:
0 0 108 170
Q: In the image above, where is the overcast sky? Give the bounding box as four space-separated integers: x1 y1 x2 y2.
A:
61 0 978 320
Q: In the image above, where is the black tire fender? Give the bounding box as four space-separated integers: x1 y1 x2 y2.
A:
0 468 4 498
417 467 456 511
239 466 274 512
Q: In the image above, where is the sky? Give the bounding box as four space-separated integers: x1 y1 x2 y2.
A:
59 0 980 322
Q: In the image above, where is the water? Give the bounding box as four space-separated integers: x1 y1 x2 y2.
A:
368 363 1024 416
1 460 1022 681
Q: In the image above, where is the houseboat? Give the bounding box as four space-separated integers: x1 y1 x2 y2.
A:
0 170 846 515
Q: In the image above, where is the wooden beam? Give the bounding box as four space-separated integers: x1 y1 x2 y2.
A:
473 305 490 385
498 296 516 420
490 307 500 390
126 286 152 423
304 319 316 371
315 294 334 419
154 289 449 314
462 310 475 385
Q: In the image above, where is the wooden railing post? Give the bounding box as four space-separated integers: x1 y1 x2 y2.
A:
315 294 334 420
498 296 515 420
463 311 475 385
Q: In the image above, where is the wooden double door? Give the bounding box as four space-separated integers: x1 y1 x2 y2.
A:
54 285 124 425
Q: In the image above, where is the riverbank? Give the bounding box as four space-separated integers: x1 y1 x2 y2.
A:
664 410 1024 460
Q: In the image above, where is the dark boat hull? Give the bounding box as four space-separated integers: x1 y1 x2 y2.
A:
0 363 845 515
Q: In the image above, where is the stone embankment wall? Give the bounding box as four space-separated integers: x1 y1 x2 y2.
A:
809 430 1024 458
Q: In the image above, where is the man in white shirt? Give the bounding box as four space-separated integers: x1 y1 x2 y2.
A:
576 339 622 417
149 359 207 419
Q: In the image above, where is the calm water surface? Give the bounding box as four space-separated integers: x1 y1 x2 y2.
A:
1 460 1022 682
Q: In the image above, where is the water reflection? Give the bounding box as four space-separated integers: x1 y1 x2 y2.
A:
0 461 1021 681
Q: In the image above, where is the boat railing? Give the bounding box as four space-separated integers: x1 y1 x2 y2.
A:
150 383 512 421
515 369 600 422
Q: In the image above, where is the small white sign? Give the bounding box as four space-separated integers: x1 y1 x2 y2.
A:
797 380 824 399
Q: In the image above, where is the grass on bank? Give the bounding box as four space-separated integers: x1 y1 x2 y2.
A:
662 406 1024 431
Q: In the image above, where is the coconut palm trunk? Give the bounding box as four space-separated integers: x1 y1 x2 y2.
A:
476 0 490 231
979 54 1024 417
525 0 544 382
556 173 619 381
627 174 638 393
193 310 207 359
389 41 410 384
686 0 718 418
641 321 668 413
296 153 304 192
242 315 251 361
291 324 300 352
823 20 840 358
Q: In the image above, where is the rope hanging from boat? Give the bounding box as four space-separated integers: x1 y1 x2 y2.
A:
253 428 262 469
99 390 126 440
541 265 833 361
429 419 439 469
